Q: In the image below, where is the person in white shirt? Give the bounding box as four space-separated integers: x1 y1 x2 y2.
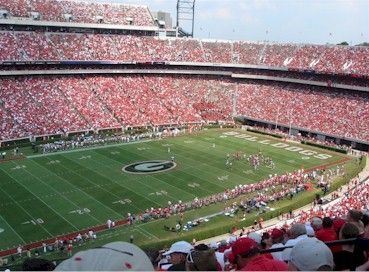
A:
107 219 112 229
282 224 308 261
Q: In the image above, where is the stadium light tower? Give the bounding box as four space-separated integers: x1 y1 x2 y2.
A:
176 0 195 37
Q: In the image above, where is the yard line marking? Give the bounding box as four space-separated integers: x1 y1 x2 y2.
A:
52 156 145 214
0 214 27 244
7 162 85 230
91 150 185 201
134 144 217 195
8 163 83 229
113 145 198 199
70 152 163 208
130 228 151 239
167 139 259 186
0 185 54 237
136 225 159 240
29 159 120 221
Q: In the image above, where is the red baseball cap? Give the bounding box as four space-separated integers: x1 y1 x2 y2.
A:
231 237 258 257
243 255 289 271
271 228 284 239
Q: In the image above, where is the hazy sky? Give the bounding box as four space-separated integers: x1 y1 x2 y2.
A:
102 0 368 45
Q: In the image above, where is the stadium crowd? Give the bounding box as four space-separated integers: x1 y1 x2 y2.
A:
0 31 368 76
0 0 154 26
2 75 367 142
0 75 235 141
237 82 369 142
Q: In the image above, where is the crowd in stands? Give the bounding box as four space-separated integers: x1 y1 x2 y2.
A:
0 75 234 141
0 31 368 76
295 177 369 226
1 75 368 143
237 82 369 142
0 0 154 26
0 32 19 61
0 77 88 139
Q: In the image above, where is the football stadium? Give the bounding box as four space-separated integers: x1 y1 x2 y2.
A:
0 0 368 270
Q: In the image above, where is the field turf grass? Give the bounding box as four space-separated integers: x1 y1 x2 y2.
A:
0 129 348 251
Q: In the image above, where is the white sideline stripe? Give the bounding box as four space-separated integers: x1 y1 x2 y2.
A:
132 227 152 239
27 139 157 158
0 214 27 244
137 225 159 240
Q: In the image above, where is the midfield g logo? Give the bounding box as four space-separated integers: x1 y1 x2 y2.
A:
123 160 177 174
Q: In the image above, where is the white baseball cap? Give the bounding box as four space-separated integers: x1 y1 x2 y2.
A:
248 232 262 244
289 237 334 271
163 241 193 256
209 241 218 249
55 242 154 271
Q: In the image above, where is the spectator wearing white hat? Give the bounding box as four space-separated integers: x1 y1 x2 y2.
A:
163 241 193 271
288 237 334 271
55 241 154 271
282 224 308 261
247 232 262 245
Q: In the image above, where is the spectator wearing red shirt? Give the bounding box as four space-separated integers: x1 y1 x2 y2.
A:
316 217 340 253
230 237 288 271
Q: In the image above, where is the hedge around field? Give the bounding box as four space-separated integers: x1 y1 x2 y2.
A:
301 141 348 154
246 128 283 139
203 124 236 129
140 156 366 251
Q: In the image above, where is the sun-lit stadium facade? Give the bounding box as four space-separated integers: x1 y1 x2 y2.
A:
0 0 368 150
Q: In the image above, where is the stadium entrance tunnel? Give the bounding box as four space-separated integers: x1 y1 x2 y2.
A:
122 160 177 174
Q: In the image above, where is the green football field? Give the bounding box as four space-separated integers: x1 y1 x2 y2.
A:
0 129 348 251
